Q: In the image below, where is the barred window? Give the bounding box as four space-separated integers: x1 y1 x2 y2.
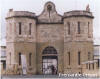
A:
19 22 22 35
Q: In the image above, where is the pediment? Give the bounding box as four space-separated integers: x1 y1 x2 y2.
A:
37 1 62 24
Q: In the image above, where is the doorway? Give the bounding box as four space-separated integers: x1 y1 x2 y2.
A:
42 46 58 75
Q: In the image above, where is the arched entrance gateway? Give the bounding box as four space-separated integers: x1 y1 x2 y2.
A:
42 46 58 75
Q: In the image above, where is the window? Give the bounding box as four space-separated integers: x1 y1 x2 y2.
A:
97 59 100 68
68 22 70 35
78 22 81 34
9 23 12 34
68 52 70 65
29 53 32 66
19 22 21 35
1 61 6 70
89 63 90 70
9 53 11 65
88 52 91 60
86 63 88 69
78 52 81 65
92 63 94 70
3 61 6 70
19 53 21 65
29 23 32 35
88 22 90 36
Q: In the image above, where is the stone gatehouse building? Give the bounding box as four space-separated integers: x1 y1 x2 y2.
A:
6 1 94 75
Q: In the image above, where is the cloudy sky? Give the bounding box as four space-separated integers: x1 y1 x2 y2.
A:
0 0 100 45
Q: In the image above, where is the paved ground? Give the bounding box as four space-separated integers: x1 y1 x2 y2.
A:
0 75 100 79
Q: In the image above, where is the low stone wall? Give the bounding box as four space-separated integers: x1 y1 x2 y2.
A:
1 75 99 79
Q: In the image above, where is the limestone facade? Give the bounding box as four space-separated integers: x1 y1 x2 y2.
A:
6 1 94 75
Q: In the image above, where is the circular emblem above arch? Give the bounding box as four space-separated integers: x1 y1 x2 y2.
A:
44 1 56 12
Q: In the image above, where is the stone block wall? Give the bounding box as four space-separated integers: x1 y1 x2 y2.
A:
5 1 94 75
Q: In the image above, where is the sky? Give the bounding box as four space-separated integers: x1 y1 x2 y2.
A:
0 0 100 46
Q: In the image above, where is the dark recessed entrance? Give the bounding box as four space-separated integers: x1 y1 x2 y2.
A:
42 46 58 75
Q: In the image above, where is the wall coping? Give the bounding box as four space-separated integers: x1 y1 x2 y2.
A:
63 10 94 18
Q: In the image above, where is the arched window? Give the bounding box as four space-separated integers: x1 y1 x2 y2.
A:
42 46 57 54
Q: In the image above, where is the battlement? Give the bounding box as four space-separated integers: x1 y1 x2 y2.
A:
63 10 94 18
6 9 36 19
